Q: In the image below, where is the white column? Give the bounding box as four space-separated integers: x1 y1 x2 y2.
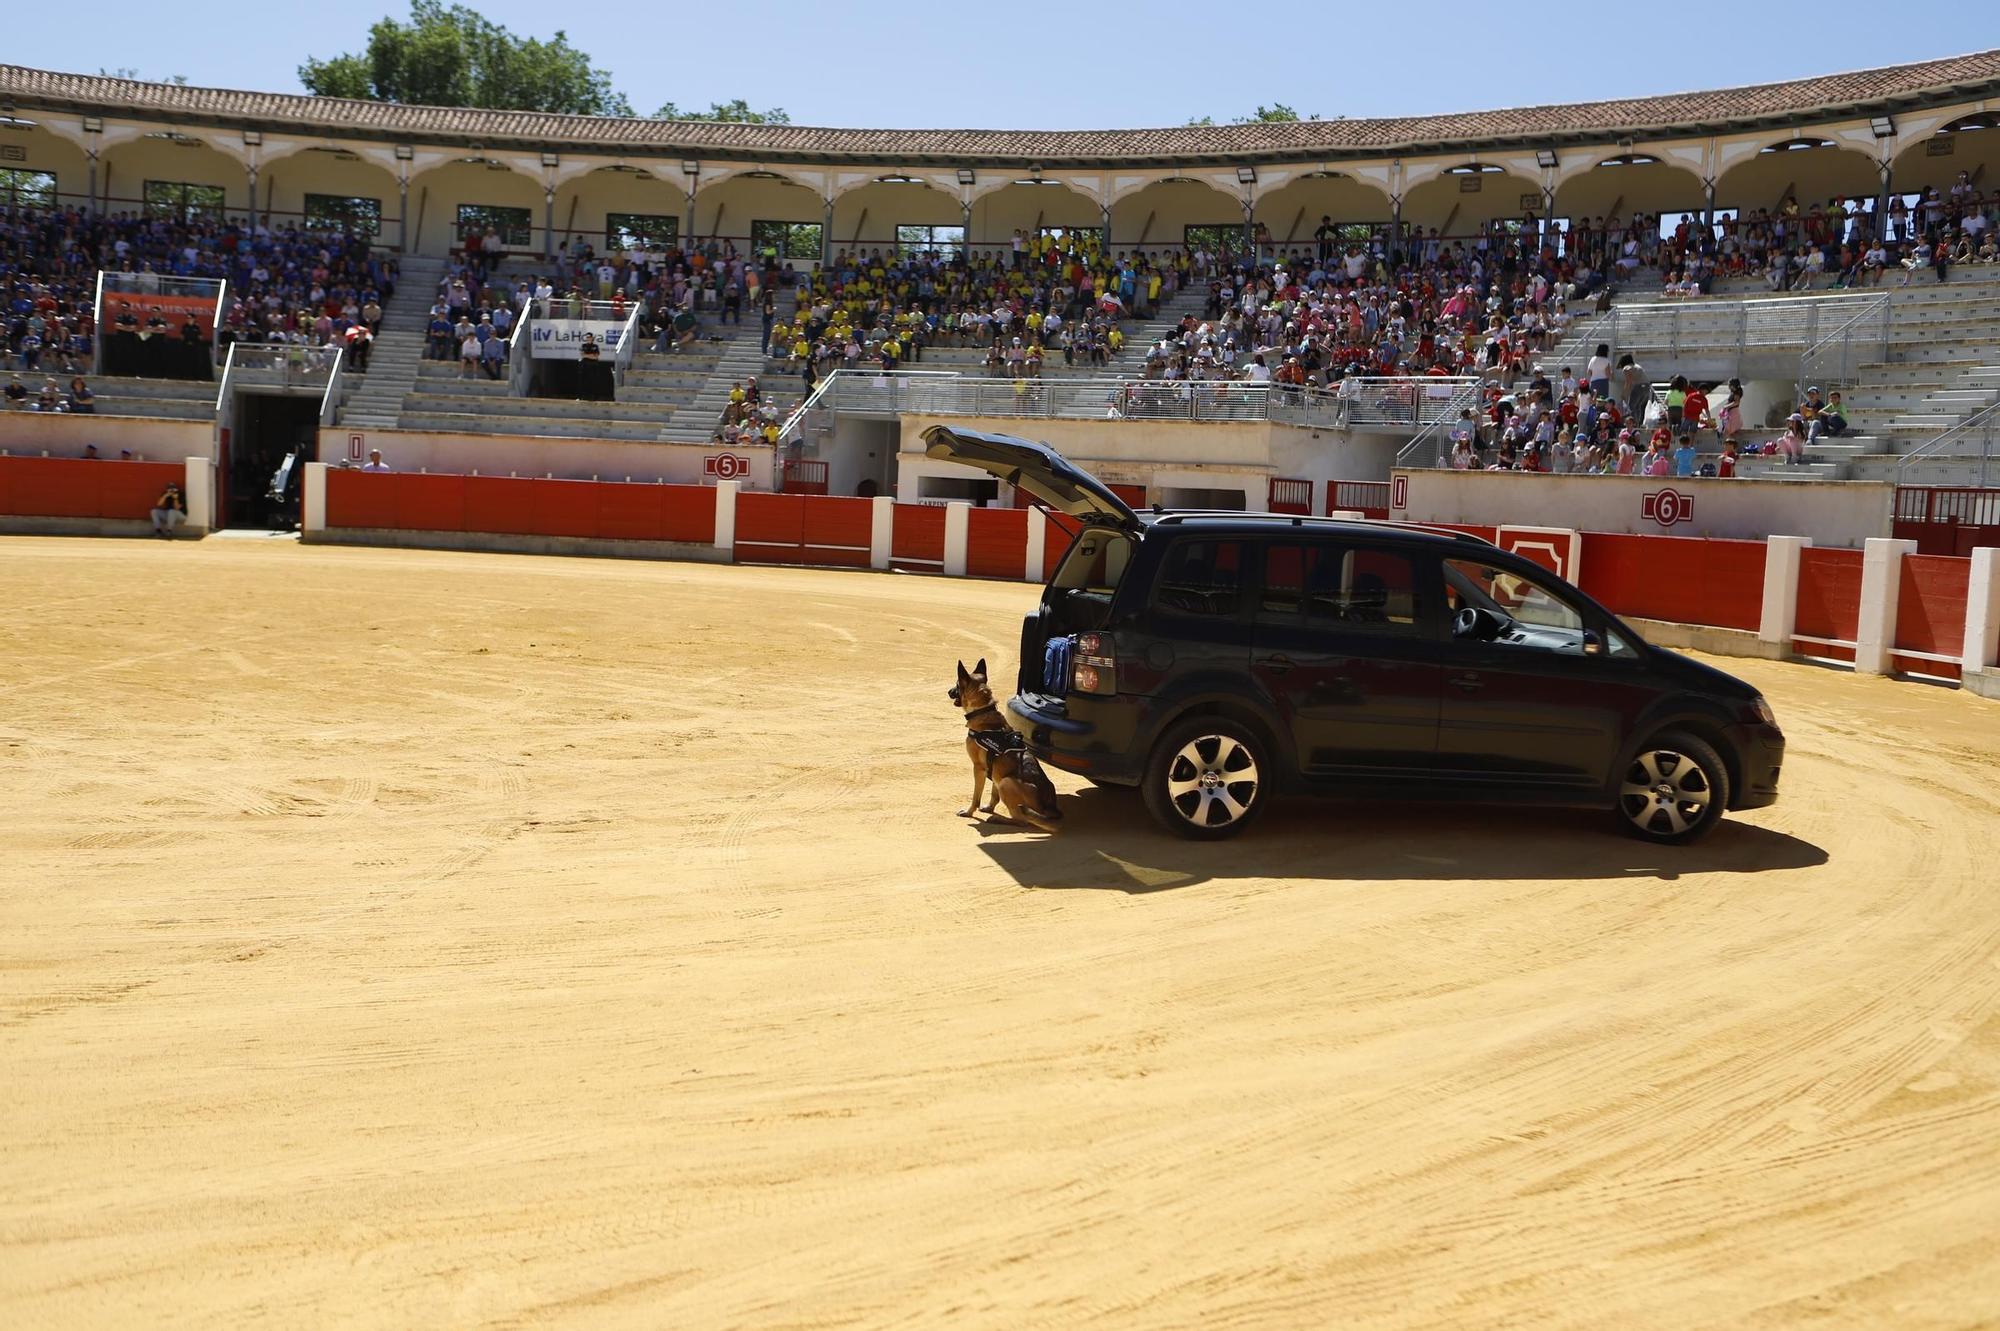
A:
868 494 893 570
300 461 326 535
713 480 738 553
1023 506 1048 583
1854 536 1917 675
1758 535 1812 647
184 456 218 531
943 501 970 577
1964 546 2000 675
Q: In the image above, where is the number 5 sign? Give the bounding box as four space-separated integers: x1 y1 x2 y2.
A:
703 453 750 481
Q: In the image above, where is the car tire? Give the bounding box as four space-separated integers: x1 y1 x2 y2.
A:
1615 729 1730 844
1142 717 1270 840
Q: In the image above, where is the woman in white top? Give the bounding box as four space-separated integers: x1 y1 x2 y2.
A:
1586 345 1612 397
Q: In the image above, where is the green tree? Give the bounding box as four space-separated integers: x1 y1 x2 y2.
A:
298 1 633 116
99 67 189 85
1185 104 1307 126
654 98 790 124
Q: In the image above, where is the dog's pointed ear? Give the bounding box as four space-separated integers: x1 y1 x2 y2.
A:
973 657 987 680
955 660 968 683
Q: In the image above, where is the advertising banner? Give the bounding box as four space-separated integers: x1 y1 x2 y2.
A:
101 290 217 338
530 319 626 360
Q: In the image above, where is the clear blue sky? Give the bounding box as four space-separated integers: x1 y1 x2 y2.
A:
8 2 1989 131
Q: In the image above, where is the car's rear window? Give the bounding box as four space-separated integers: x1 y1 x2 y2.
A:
1152 539 1245 618
1262 543 1421 632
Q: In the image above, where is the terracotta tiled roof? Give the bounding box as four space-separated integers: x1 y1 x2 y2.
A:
3 52 1997 164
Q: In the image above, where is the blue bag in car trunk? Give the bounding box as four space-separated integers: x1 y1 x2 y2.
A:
1043 635 1074 694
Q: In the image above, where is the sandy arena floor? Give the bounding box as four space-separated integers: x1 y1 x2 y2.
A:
4 535 2000 1329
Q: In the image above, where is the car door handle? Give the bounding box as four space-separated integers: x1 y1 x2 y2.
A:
1258 654 1295 674
1449 673 1484 692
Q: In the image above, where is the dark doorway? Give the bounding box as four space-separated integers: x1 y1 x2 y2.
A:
226 394 321 530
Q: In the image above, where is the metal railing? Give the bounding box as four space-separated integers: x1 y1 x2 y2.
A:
1895 401 2000 488
611 299 648 388
527 296 638 321
1393 379 1489 468
221 342 345 380
1796 295 1893 397
786 369 1480 431
1548 291 1888 368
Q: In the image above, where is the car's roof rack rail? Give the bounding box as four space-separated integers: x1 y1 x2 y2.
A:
1148 510 1496 546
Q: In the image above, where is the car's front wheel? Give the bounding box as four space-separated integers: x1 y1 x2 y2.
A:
1616 730 1730 844
1143 718 1269 839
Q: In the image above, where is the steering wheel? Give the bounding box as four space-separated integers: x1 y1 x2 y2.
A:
1453 606 1482 640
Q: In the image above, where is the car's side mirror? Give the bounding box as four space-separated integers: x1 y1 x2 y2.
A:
1581 629 1604 657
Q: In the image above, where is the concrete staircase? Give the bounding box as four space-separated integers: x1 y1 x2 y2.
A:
340 254 448 428
1102 284 1212 375
653 321 772 443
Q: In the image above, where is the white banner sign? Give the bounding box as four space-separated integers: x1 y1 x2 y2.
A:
530 319 627 360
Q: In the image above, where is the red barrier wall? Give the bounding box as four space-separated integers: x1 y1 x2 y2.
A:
1893 554 1968 676
967 507 1028 580
662 485 717 545
1795 546 1863 660
308 478 1980 685
395 473 468 532
0 457 184 520
1577 533 1766 632
462 475 536 536
326 470 716 545
800 496 873 568
735 492 807 564
891 502 947 569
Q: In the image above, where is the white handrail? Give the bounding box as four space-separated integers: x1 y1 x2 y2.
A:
506 293 533 397
612 299 647 387
318 344 345 426
213 340 237 413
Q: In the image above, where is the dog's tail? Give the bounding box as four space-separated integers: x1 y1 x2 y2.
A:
1016 805 1063 833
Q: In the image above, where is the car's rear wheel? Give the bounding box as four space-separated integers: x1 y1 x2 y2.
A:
1616 730 1729 844
1143 718 1269 839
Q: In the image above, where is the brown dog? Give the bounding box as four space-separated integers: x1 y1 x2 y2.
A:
950 658 1062 832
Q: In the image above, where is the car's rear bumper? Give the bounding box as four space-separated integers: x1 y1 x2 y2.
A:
1727 723 1785 810
1007 691 1145 785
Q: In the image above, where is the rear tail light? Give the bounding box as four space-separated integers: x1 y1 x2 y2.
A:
1073 632 1117 695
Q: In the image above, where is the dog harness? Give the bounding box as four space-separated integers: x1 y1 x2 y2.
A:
964 703 1031 769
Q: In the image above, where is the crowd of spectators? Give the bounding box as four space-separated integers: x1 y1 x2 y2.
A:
1110 223 1597 397
4 371 97 413
4 203 397 378
1650 173 1998 295
424 250 522 379
1434 352 1861 475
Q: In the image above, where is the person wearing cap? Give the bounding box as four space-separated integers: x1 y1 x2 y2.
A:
151 481 187 538
1614 430 1638 475
1799 386 1828 442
